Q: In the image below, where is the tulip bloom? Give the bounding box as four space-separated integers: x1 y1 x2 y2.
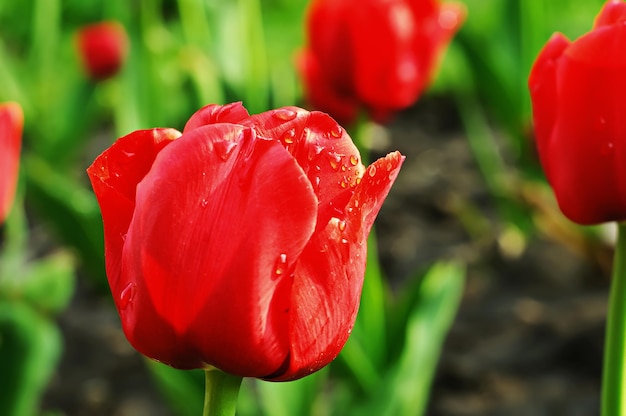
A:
87 102 403 380
299 0 465 123
76 21 128 81
529 0 626 225
0 102 23 224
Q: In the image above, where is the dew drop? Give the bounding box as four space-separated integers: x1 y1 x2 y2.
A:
122 150 135 158
307 144 324 161
341 238 349 245
201 198 209 208
214 140 238 161
313 176 321 192
119 283 135 310
327 152 343 171
368 165 377 177
274 253 288 277
328 124 343 138
282 128 296 144
340 180 348 189
349 155 359 166
273 109 297 121
338 220 346 231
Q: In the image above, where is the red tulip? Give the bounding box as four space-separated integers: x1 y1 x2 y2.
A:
299 0 465 123
87 102 403 380
529 0 626 225
0 102 23 224
76 21 128 81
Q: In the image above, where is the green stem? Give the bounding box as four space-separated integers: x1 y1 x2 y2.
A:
202 369 243 416
602 223 626 416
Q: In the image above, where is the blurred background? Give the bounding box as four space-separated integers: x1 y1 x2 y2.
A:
0 0 614 415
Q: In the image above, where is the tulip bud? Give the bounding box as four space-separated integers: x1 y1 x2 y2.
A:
299 0 465 123
87 102 403 380
76 21 128 81
529 0 626 224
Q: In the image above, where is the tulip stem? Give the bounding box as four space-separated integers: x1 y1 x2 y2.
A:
202 369 243 416
602 223 626 416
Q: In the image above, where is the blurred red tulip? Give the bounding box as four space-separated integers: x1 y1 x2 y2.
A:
87 102 403 380
0 102 23 224
76 21 128 81
529 0 626 225
299 0 465 123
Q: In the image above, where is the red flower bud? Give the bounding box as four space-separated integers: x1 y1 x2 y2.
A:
0 102 23 224
529 0 626 225
87 102 404 380
76 21 128 81
299 0 465 123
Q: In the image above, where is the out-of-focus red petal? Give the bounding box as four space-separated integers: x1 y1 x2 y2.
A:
529 33 570 173
595 0 626 28
86 128 180 296
0 102 23 224
76 21 128 80
296 51 358 124
121 124 318 376
271 151 404 381
183 102 250 133
352 0 420 109
243 107 365 231
544 22 626 224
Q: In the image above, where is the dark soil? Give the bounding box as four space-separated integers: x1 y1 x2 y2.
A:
42 96 611 415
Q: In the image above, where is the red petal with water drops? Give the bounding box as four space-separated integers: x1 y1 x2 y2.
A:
0 102 23 224
121 124 318 375
271 151 404 381
86 128 181 299
243 107 365 232
183 102 250 133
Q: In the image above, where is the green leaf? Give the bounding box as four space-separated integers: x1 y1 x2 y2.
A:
355 261 465 416
256 368 327 416
0 300 62 416
146 361 205 416
21 251 76 314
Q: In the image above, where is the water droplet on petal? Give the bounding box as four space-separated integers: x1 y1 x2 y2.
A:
274 253 288 277
312 176 321 192
273 109 297 121
122 150 135 158
201 198 209 208
327 152 343 171
328 124 342 138
119 283 135 310
338 220 346 231
349 155 359 166
368 165 377 177
282 128 296 144
307 144 323 161
214 140 238 161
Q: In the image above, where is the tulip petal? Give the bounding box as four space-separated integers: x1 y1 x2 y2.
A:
183 102 250 133
594 0 626 28
545 23 626 224
87 128 181 295
352 0 420 109
0 103 23 224
122 124 318 376
272 151 404 381
243 107 365 232
528 33 570 172
296 50 359 123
